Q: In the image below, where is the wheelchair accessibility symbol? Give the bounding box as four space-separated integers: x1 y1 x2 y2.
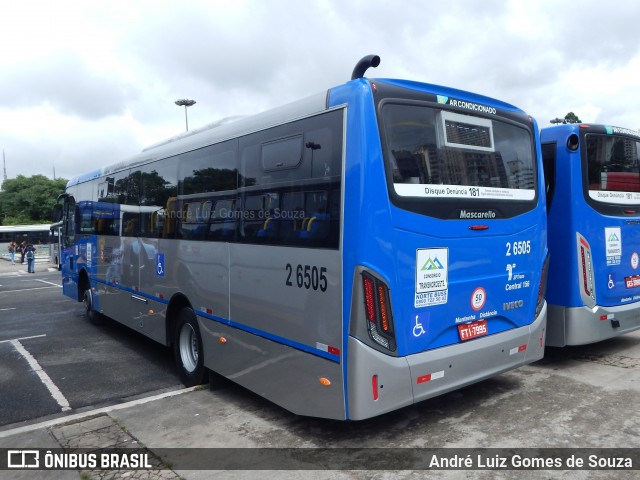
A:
156 253 165 277
413 315 426 337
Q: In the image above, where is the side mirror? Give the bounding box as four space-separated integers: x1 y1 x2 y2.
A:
51 204 63 222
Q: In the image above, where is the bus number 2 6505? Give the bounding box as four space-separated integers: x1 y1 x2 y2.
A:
285 264 328 292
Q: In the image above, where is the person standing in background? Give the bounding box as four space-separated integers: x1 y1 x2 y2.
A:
8 241 16 265
19 241 27 264
25 243 36 273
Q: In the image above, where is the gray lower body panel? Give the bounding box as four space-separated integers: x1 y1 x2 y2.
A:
547 302 640 347
347 304 546 420
199 317 346 420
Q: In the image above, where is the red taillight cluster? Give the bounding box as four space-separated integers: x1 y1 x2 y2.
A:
535 254 550 320
363 274 376 319
579 238 595 305
362 272 396 351
580 246 590 296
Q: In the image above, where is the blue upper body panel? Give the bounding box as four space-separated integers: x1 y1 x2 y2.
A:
330 78 547 357
542 124 640 309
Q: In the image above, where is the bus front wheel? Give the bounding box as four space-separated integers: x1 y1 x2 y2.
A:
173 308 207 387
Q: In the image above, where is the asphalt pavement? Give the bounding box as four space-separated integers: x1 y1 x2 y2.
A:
1 255 640 479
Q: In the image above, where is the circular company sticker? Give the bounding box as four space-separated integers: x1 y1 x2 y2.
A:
633 253 639 270
471 287 486 311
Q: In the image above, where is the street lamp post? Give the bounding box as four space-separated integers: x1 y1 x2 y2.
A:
175 99 196 131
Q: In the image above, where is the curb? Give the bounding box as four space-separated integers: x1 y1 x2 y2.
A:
0 387 197 439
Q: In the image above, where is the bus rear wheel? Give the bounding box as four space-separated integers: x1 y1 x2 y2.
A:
173 308 207 387
83 288 102 325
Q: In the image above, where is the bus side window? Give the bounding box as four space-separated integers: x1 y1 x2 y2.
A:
238 110 342 249
208 198 236 241
281 191 304 240
541 142 557 210
299 191 329 242
164 198 177 238
243 194 272 240
180 201 206 240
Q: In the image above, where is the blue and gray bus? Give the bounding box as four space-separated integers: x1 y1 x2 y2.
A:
542 123 640 346
55 56 548 420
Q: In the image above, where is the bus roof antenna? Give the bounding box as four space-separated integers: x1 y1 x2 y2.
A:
351 55 381 80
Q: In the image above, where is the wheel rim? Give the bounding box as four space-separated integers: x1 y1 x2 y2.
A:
179 323 199 373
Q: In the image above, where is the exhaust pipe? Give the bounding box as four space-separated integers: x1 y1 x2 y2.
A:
351 55 381 80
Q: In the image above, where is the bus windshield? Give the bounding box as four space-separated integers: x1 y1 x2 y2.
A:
381 104 535 206
586 133 640 204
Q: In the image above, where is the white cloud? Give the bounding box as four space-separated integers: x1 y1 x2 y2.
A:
0 0 639 181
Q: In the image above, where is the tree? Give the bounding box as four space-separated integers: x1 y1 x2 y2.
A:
0 175 68 225
550 112 583 124
564 112 582 124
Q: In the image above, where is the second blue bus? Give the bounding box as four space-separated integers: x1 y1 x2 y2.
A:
542 123 640 346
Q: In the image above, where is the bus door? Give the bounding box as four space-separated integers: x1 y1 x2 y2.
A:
542 125 640 345
111 208 156 332
56 194 79 300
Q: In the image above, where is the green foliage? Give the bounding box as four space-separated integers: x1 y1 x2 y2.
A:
564 112 582 124
550 112 583 124
181 168 240 194
0 175 68 225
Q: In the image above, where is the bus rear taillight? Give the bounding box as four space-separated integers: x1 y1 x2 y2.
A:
575 233 596 308
580 238 595 306
535 254 550 320
362 272 397 352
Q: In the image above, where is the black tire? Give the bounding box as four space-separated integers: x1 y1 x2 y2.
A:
83 288 103 325
173 307 207 387
82 288 96 323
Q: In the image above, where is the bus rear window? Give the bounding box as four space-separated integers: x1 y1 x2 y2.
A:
586 133 640 204
381 104 535 203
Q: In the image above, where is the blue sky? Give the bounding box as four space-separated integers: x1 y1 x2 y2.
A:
0 0 638 182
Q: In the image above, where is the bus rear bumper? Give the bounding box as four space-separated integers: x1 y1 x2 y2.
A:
347 304 546 420
547 302 640 347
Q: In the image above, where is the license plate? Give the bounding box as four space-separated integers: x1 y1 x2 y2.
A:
458 320 488 341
